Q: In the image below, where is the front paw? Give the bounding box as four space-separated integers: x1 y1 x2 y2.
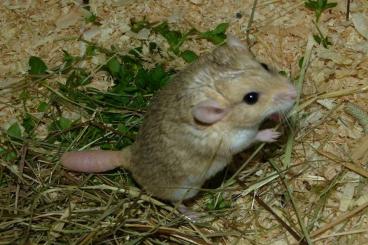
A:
256 129 281 143
177 203 211 223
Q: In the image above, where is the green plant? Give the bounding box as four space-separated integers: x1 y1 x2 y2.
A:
10 21 230 153
304 0 337 22
0 22 236 243
200 22 229 45
305 0 337 48
85 12 98 24
313 33 332 48
206 192 232 211
131 19 229 62
28 56 48 75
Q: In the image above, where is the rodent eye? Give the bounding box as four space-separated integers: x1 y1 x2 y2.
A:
243 92 259 105
260 63 269 71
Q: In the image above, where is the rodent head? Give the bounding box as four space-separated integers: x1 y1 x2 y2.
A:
191 36 297 129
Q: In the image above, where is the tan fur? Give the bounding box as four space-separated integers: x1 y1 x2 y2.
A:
127 40 295 201
62 37 296 202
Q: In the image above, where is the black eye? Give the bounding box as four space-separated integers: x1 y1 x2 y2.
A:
243 92 259 105
260 63 269 71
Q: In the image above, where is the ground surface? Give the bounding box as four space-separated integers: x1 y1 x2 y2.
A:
1 1 368 244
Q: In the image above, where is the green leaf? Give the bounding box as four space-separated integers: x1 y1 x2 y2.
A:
85 44 96 56
304 0 337 22
135 68 149 90
201 23 229 45
212 23 229 34
117 124 129 133
326 2 337 8
321 36 332 48
130 18 151 33
63 50 74 63
318 0 324 8
206 34 227 45
37 101 49 112
315 10 322 22
7 122 22 138
298 57 305 69
66 68 92 87
106 57 121 76
279 70 287 76
180 50 198 63
20 90 30 101
129 47 143 58
165 30 183 48
22 113 36 133
313 34 322 44
149 64 168 91
28 56 48 75
304 1 317 9
58 117 72 130
62 50 76 69
5 151 17 161
100 143 114 150
153 22 187 54
313 33 332 48
153 22 170 36
130 93 147 108
206 193 231 211
85 12 97 23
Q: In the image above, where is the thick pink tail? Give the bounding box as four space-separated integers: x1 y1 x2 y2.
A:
61 147 132 173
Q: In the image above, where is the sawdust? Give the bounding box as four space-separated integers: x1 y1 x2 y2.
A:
1 0 367 244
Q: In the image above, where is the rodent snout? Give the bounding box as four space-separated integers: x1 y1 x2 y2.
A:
273 85 297 104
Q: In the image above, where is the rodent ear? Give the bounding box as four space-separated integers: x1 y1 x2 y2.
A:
226 35 246 49
192 100 228 125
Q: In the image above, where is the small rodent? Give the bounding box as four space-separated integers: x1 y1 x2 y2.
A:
61 36 296 203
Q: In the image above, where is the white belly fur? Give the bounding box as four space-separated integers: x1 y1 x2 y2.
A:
171 128 257 201
227 128 257 154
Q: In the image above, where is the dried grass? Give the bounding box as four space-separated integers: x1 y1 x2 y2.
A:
1 0 368 244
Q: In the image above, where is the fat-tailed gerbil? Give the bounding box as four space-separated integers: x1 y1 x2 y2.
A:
61 36 297 203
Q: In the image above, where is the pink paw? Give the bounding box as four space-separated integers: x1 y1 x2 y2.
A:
256 129 281 143
177 204 203 222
